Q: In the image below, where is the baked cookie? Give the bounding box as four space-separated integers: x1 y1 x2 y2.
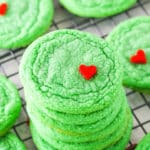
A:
135 133 150 150
26 88 123 125
30 124 57 150
0 75 21 136
28 104 129 144
0 0 53 50
59 0 136 18
27 92 126 142
30 108 132 150
107 16 150 91
26 86 126 137
0 133 26 150
20 29 132 149
20 29 121 114
31 122 132 150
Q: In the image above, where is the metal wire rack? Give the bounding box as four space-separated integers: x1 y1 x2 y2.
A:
0 0 150 149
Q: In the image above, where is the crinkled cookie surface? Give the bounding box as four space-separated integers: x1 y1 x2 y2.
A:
59 0 136 18
0 0 53 49
0 75 21 136
107 16 150 91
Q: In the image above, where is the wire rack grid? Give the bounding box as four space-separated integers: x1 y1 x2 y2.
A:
0 0 150 149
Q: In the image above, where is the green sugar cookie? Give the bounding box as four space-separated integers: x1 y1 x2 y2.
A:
26 87 122 125
26 86 124 128
0 0 53 50
31 126 57 150
20 29 121 114
107 16 150 91
30 108 132 150
0 75 21 136
26 87 126 136
31 120 132 150
26 86 126 135
0 133 26 150
28 98 127 143
59 0 136 18
108 120 132 150
135 133 150 150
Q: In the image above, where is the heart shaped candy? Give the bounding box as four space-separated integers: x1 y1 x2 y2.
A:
79 64 97 80
130 49 147 64
0 3 7 16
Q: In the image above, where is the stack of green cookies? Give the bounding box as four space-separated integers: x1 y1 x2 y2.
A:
20 29 133 150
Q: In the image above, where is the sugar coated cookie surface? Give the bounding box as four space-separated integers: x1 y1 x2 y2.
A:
0 133 26 150
0 75 21 136
20 29 121 114
107 16 150 91
59 0 136 18
0 0 53 49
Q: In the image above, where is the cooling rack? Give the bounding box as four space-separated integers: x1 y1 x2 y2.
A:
0 0 150 149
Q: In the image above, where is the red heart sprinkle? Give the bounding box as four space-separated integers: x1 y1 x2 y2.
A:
130 49 147 64
79 64 97 80
0 3 7 16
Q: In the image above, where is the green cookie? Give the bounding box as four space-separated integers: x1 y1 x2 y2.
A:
28 98 127 143
0 133 26 150
31 122 131 150
59 0 136 18
0 75 21 136
31 123 132 150
26 87 122 125
20 29 132 149
26 87 126 135
20 29 121 114
108 121 132 150
0 0 53 50
30 107 132 150
107 16 150 91
26 86 124 129
31 126 56 150
135 133 150 150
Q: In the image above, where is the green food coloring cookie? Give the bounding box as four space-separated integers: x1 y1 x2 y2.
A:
26 88 126 136
28 98 127 143
31 122 131 150
107 16 150 91
0 75 21 136
31 126 56 150
59 0 136 18
20 29 121 114
30 108 132 150
0 133 26 150
0 0 53 50
135 133 150 150
26 87 123 125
